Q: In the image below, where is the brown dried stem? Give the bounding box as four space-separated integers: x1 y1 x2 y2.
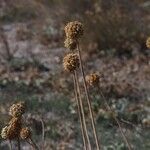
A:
73 71 92 150
40 119 45 150
17 137 21 150
77 42 101 150
97 85 132 150
29 138 40 150
8 140 12 150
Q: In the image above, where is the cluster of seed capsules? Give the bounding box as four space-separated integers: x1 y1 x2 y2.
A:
63 21 83 72
1 102 31 141
63 21 100 86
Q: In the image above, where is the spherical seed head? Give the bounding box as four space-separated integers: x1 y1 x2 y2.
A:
9 102 26 117
64 38 77 50
146 37 150 48
64 21 84 39
20 127 31 140
86 73 100 86
63 53 79 72
1 126 9 139
7 117 22 139
1 117 22 140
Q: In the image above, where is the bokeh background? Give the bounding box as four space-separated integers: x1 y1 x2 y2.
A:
0 0 150 149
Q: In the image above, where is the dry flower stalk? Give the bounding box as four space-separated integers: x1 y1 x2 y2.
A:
1 102 39 150
64 21 101 150
73 71 92 150
86 73 132 150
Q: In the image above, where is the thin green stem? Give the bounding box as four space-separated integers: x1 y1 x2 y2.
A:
77 42 101 150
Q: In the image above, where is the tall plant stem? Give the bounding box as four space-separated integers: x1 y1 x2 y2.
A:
8 140 12 150
77 42 100 150
73 71 92 150
17 138 21 150
40 119 45 150
29 138 40 150
97 85 132 150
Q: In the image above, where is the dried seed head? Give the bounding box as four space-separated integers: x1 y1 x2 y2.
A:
63 53 79 72
1 117 22 140
9 102 26 117
1 126 9 139
7 117 22 139
146 37 150 48
86 73 100 86
64 21 84 39
20 127 31 140
64 38 77 50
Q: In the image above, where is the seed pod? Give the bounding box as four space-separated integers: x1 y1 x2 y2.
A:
20 127 31 140
63 53 79 72
86 73 100 86
9 102 26 117
64 21 84 40
1 126 9 139
1 117 22 140
64 38 77 50
146 37 150 48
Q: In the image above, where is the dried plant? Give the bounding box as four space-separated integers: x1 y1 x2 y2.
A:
63 53 79 72
86 73 132 150
1 102 39 150
64 21 100 150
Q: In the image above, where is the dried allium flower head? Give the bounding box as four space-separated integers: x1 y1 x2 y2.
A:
63 53 79 72
9 102 26 117
1 126 9 139
146 37 150 48
20 127 31 140
7 117 22 139
1 117 22 140
86 73 100 86
64 21 84 39
64 38 77 50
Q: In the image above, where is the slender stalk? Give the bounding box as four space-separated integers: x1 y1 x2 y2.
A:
72 73 88 150
74 71 92 150
77 42 101 150
17 137 21 150
26 140 34 150
0 27 12 61
8 140 12 150
40 119 45 150
97 85 132 150
29 138 40 150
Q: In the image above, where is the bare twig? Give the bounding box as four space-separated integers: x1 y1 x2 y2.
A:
17 137 21 150
73 72 87 150
77 42 101 150
40 118 45 150
97 85 132 150
8 140 12 150
29 138 40 150
74 71 92 150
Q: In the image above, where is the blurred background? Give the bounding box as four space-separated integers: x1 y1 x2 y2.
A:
0 0 150 149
